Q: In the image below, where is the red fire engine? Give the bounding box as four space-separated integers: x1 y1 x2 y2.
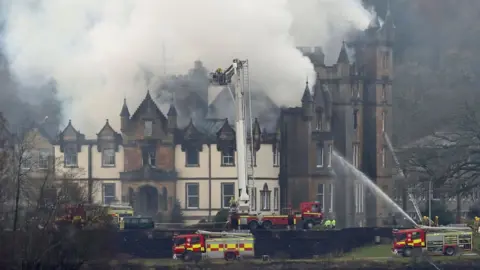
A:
392 226 473 257
172 230 254 262
229 201 323 230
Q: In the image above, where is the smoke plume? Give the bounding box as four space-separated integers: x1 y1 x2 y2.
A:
1 0 371 135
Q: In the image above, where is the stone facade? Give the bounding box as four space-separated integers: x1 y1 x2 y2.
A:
279 8 395 228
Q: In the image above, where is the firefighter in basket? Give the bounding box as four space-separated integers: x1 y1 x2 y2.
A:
228 197 239 230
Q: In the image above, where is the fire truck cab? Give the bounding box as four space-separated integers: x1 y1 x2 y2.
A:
229 201 323 230
392 227 473 257
172 230 254 262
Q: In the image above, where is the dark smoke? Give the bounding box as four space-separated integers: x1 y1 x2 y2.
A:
155 61 279 132
0 49 62 137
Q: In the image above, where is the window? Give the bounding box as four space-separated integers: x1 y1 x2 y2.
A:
186 183 199 208
327 144 332 167
221 149 235 166
316 113 322 130
102 148 115 167
382 84 386 101
316 184 324 208
381 147 386 168
185 148 199 166
329 184 334 213
144 120 153 137
273 148 280 167
22 151 33 170
355 183 365 213
316 143 323 168
250 187 257 211
381 111 386 132
64 145 78 167
353 144 359 168
274 188 279 211
103 183 116 205
353 109 358 130
260 184 271 211
38 149 50 169
149 150 156 166
383 51 390 69
221 183 235 208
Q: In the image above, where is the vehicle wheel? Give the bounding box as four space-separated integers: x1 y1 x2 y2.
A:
225 252 236 261
262 221 273 230
248 221 259 231
304 220 314 230
402 248 412 257
445 247 455 256
183 251 193 262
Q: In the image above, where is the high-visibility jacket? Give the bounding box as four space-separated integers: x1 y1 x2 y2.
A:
331 220 336 227
324 220 331 227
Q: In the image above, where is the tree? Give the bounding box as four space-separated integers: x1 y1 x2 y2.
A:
170 199 184 225
421 200 455 226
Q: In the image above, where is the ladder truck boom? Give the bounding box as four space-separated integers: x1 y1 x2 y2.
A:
210 59 250 214
196 230 252 238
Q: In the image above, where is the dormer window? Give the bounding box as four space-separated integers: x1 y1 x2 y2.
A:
144 120 153 137
64 145 78 167
102 148 115 167
185 148 199 167
221 149 235 166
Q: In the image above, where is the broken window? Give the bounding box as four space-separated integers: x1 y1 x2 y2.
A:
185 148 199 166
64 145 78 167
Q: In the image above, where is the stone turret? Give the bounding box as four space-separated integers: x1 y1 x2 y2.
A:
301 81 313 121
120 98 130 133
167 103 177 131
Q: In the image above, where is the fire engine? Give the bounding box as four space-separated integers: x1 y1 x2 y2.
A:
392 226 473 257
229 202 323 230
172 230 254 261
209 59 323 231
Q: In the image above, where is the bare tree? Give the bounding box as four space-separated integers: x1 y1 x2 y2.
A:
401 102 480 222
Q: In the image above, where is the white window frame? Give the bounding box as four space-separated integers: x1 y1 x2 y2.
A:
186 183 199 209
329 184 334 213
316 184 324 209
21 151 33 170
221 183 235 209
102 148 115 167
103 183 116 205
327 144 332 167
273 148 280 167
260 185 271 211
273 188 279 211
38 149 50 169
144 120 153 137
221 149 235 166
64 146 78 167
353 144 359 168
316 144 323 168
382 84 386 101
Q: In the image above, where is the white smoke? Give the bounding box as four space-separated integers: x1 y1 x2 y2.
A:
1 0 371 135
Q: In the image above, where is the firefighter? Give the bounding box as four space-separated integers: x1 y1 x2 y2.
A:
331 218 336 229
324 219 331 229
435 216 439 227
311 204 319 213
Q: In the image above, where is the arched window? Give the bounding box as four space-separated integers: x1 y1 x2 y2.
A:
260 183 271 211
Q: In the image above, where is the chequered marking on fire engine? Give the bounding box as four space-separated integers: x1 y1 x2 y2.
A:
226 244 236 250
207 243 224 252
238 243 253 251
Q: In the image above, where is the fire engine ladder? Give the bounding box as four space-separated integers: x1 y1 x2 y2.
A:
383 132 424 223
243 60 255 190
197 230 253 238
